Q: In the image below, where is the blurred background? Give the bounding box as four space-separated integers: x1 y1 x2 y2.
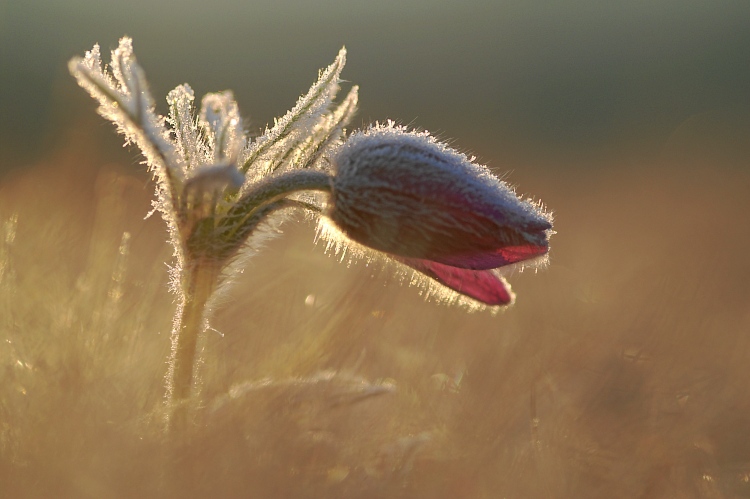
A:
1 0 750 497
2 0 749 168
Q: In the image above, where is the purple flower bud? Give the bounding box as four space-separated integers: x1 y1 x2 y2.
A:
328 124 552 306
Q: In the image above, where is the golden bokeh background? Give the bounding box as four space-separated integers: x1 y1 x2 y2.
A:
1 1 749 497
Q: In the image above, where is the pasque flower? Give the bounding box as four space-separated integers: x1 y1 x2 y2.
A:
69 37 357 431
327 123 553 306
69 37 553 432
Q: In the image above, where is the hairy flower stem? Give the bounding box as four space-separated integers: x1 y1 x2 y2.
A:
165 172 334 434
167 261 219 434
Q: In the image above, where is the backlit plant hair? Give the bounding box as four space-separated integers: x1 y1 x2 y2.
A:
69 37 553 434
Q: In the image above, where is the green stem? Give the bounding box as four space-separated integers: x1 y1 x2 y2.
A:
166 261 218 434
165 171 332 434
229 170 331 222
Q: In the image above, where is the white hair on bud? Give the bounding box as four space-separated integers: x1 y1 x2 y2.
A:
315 217 503 313
328 122 552 263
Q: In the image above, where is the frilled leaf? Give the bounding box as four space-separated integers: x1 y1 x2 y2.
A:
239 47 348 180
167 84 208 172
199 91 246 164
69 38 184 199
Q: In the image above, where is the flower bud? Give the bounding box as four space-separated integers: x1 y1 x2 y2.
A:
327 124 552 305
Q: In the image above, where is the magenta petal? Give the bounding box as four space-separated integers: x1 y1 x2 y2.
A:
433 244 549 270
400 258 513 305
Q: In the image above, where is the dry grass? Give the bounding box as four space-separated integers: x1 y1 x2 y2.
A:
1 137 749 498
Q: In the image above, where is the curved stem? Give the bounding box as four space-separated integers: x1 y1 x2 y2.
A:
227 170 331 229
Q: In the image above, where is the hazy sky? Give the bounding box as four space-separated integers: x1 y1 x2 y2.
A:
1 0 748 165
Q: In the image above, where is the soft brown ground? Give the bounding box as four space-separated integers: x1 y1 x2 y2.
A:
1 135 749 498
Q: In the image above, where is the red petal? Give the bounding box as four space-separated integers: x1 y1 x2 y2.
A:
400 258 513 305
433 244 549 270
